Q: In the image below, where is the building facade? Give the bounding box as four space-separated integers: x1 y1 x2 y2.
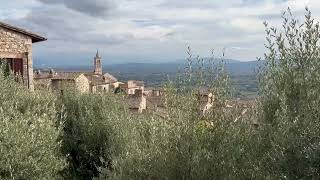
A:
0 21 46 90
34 51 118 94
51 73 90 93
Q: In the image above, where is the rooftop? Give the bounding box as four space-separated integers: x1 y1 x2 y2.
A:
0 21 47 43
51 72 83 80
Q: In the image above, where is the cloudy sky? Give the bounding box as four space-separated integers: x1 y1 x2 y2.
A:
0 0 318 66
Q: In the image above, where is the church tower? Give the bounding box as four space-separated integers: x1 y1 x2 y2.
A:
94 50 103 75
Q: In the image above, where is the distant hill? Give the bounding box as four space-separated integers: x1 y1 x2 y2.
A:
35 59 263 80
34 59 262 99
104 60 261 76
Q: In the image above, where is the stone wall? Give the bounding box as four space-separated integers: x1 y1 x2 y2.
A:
51 80 75 93
0 26 33 90
140 95 147 113
34 78 52 91
0 27 32 53
93 84 113 93
75 74 90 93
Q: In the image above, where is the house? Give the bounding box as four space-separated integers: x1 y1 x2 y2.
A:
34 50 118 93
116 80 144 95
85 72 118 93
144 87 164 97
0 21 46 90
34 70 90 93
145 87 165 110
50 72 90 93
127 80 144 95
113 81 125 88
127 89 147 113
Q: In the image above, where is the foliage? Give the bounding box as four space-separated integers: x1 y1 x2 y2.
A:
2 7 320 180
258 7 320 179
109 48 256 180
0 65 65 180
57 91 129 179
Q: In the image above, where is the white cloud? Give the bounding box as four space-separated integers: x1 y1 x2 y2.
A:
230 18 264 32
2 0 320 63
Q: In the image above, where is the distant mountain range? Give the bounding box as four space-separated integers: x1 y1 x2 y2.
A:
105 60 262 76
39 59 263 77
35 59 262 98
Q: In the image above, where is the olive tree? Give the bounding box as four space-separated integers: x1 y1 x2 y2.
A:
258 8 320 179
57 91 128 179
0 66 65 179
110 48 255 179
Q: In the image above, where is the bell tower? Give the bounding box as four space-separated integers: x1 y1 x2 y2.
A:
94 50 102 75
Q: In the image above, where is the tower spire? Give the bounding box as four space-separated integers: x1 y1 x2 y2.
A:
94 49 102 75
96 49 100 58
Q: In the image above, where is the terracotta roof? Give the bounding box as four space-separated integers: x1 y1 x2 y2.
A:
103 73 118 82
51 72 83 80
34 69 118 84
83 73 118 85
34 71 51 80
128 80 144 88
0 21 47 43
84 74 102 84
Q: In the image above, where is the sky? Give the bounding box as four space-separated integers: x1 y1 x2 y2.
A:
0 0 318 66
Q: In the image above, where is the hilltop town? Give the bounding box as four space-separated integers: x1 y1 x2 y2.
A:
3 3 320 179
0 21 216 114
33 50 168 113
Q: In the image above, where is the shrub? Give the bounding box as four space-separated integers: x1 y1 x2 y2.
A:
0 66 65 179
109 48 256 179
57 91 128 179
258 8 320 179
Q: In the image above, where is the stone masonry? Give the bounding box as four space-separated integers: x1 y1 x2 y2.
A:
0 22 46 90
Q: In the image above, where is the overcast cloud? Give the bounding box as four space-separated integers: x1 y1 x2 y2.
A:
0 0 318 65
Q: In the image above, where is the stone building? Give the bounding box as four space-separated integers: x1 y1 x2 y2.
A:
127 89 147 113
85 72 118 93
50 73 90 93
127 80 144 95
0 21 46 90
145 87 165 110
34 51 118 93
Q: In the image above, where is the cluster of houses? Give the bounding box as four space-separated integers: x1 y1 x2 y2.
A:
33 50 166 113
0 21 216 114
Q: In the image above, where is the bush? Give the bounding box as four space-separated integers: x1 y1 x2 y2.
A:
0 66 65 179
2 7 320 180
257 8 320 179
57 91 128 179
109 48 256 179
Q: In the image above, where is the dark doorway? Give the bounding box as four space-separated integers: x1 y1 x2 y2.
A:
8 58 24 76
